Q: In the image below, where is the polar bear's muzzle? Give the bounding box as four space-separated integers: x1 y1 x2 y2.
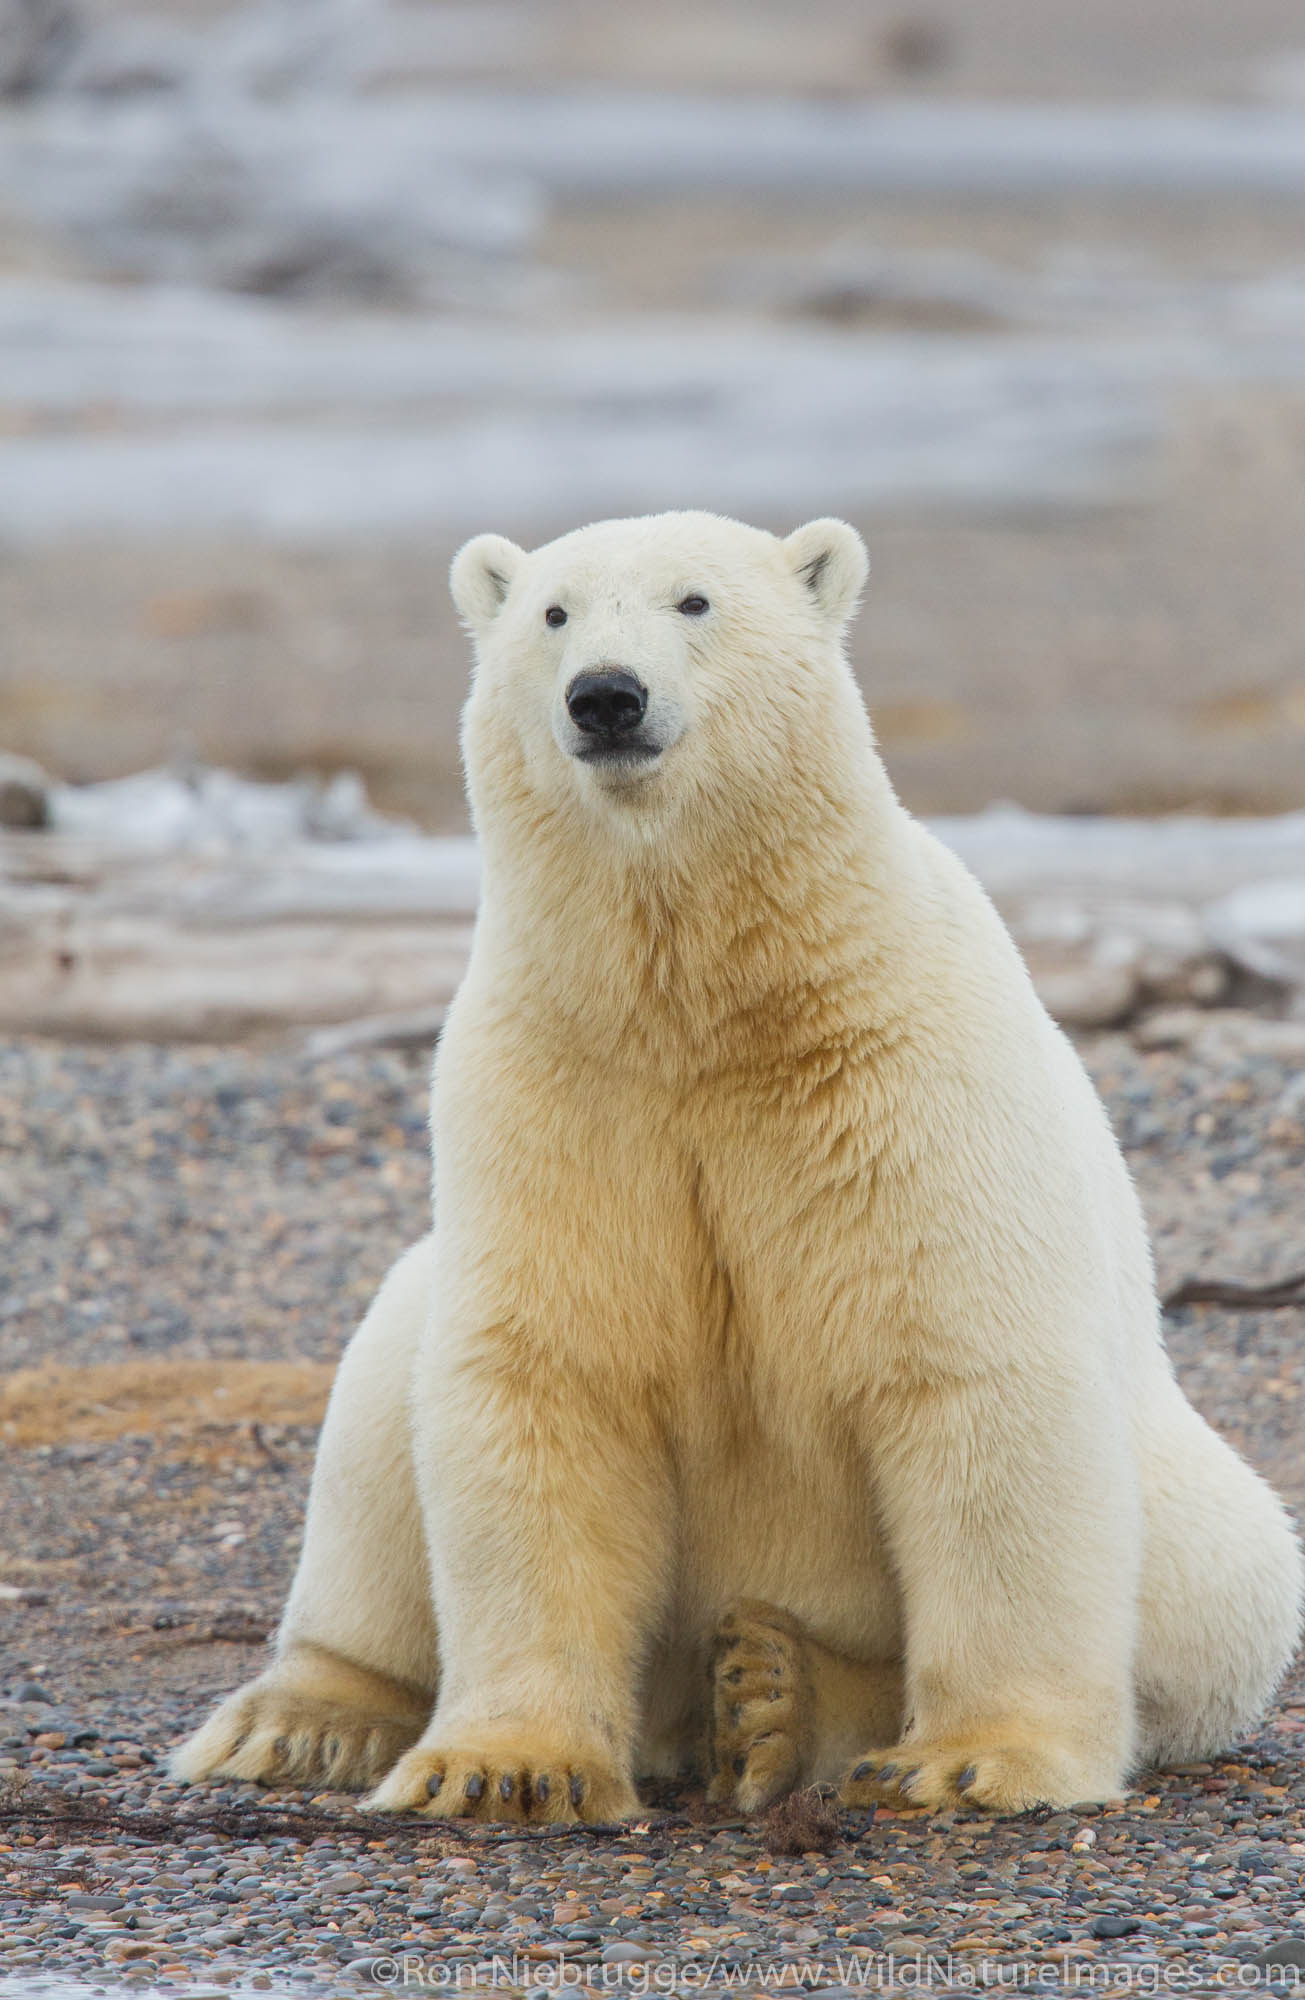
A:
562 669 663 768
566 669 647 738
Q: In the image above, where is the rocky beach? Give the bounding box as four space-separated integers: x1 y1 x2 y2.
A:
1 1016 1304 1995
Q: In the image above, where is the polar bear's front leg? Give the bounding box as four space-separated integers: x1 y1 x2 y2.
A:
170 1644 431 1791
171 1237 439 1791
364 1335 672 1825
840 1370 1139 1814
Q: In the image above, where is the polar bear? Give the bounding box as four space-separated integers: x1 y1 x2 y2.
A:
172 510 1302 1823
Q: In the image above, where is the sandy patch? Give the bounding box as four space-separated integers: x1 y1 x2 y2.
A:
0 1359 333 1448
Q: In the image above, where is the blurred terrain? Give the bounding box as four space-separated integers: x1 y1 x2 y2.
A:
2 0 1305 827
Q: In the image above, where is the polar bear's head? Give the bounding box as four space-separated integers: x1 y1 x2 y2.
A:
451 510 869 843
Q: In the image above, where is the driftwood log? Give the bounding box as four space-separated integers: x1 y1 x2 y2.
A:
3 775 1304 1041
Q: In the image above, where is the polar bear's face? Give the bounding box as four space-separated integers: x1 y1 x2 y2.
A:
451 511 868 831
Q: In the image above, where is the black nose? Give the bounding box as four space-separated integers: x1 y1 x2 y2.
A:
565 669 648 737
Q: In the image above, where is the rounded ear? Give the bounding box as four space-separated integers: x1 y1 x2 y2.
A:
450 533 525 630
783 518 869 632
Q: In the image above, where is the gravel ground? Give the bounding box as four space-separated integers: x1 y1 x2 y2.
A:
1 1021 1303 1995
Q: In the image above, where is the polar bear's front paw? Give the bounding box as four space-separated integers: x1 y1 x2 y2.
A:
838 1736 1116 1815
706 1600 812 1813
363 1728 641 1825
170 1672 427 1792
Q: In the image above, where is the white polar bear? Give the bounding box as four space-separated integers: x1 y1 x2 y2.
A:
172 510 1302 1822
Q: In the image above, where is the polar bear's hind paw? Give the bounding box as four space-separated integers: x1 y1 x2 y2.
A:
707 1600 811 1812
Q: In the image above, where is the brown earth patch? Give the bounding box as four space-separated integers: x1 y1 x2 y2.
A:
0 1360 334 1448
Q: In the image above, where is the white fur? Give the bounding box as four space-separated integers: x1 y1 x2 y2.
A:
172 510 1302 1820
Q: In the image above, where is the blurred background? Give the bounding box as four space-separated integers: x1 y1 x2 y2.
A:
2 0 1305 831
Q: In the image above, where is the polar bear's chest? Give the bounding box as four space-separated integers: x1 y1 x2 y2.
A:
681 1103 901 1396
660 1251 902 1658
666 1354 902 1657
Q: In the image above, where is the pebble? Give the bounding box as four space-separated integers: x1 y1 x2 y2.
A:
1092 1914 1143 1938
600 1940 659 1964
1255 1942 1305 1970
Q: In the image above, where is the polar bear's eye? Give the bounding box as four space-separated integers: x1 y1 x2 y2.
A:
544 605 567 628
677 594 709 616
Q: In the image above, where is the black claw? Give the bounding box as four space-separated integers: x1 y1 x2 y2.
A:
851 1761 874 1782
878 1762 900 1781
900 1767 921 1792
464 1772 485 1801
569 1774 585 1808
425 1772 445 1799
272 1735 289 1758
732 1754 747 1777
498 1774 515 1801
956 1765 978 1792
534 1774 551 1803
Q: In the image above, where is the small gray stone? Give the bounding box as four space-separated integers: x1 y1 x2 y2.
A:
1254 1943 1305 1972
601 1941 659 1965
